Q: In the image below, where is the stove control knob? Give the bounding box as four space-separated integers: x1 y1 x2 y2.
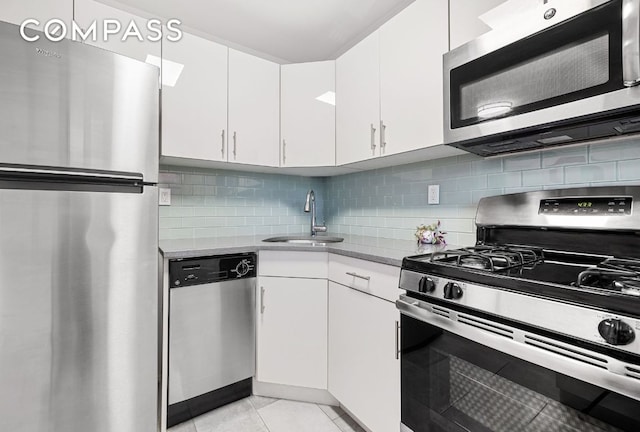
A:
418 277 436 293
598 319 635 346
443 282 463 300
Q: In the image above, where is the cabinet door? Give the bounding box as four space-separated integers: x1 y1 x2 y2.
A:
449 0 508 50
1 0 71 30
336 32 380 165
257 277 328 389
161 32 228 161
281 61 336 167
380 0 448 154
74 0 161 63
328 282 400 432
228 49 280 167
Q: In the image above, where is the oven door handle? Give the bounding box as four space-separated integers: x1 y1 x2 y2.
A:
396 297 430 322
623 0 640 86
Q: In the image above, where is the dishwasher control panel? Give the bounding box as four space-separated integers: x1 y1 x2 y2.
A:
169 253 256 287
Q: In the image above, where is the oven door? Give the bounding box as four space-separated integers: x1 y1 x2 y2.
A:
397 295 640 432
444 0 640 150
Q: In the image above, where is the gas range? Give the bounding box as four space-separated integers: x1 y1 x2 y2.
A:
402 246 640 318
397 187 640 432
400 187 640 353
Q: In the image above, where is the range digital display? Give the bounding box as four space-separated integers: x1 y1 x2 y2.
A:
539 197 632 216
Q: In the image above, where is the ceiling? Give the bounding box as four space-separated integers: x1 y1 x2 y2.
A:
105 0 415 63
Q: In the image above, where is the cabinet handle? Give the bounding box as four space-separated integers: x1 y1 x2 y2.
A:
345 271 370 281
233 132 237 160
395 320 400 360
221 130 225 158
282 139 287 165
370 123 377 155
380 120 387 155
260 286 265 313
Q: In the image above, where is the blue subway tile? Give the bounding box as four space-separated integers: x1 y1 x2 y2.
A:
589 139 640 162
503 152 541 171
542 146 588 167
565 163 616 183
618 159 640 180
488 172 521 188
522 168 564 186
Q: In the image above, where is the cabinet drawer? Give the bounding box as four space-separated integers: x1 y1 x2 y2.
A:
258 251 328 278
328 254 400 302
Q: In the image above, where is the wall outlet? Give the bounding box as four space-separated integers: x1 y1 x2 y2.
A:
159 188 171 206
428 185 440 205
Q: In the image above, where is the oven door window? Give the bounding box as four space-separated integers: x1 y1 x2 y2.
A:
400 314 640 432
449 0 623 129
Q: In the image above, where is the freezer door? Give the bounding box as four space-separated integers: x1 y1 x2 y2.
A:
0 22 159 182
0 186 159 432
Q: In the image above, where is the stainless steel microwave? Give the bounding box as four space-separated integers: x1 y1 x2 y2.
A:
444 0 640 156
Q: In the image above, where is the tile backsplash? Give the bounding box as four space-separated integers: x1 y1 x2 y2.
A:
159 139 640 244
324 139 640 247
159 166 325 240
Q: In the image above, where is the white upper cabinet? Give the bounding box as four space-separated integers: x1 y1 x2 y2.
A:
161 32 228 161
74 0 161 62
1 0 72 31
449 0 508 50
337 0 449 164
379 0 448 154
336 32 380 165
281 61 336 167
228 49 280 167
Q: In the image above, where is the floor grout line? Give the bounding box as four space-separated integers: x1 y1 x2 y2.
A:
169 397 361 432
253 399 272 432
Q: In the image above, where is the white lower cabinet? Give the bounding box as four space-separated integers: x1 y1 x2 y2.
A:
256 276 328 389
328 281 400 432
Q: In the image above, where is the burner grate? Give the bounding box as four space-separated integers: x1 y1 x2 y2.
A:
430 246 543 271
576 258 640 296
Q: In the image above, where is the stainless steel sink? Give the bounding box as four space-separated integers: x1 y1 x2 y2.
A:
262 235 344 244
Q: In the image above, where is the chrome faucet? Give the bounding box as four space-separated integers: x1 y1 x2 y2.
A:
304 189 327 237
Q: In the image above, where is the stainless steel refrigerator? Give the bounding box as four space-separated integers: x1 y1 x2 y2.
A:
0 22 160 431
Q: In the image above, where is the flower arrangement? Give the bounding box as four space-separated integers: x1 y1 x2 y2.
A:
415 221 446 245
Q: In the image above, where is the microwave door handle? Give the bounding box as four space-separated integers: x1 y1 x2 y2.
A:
623 0 640 86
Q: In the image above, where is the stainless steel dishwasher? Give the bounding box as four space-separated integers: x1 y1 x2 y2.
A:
167 253 256 428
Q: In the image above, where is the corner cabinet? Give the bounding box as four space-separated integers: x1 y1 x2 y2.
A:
336 0 449 165
161 32 228 162
228 49 280 167
256 251 328 390
281 61 336 167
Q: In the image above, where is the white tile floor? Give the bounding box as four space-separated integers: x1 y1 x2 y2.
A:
168 396 366 432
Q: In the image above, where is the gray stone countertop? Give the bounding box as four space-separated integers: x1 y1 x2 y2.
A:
160 234 453 267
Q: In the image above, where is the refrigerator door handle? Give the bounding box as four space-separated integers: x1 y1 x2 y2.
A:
0 165 144 181
0 165 147 193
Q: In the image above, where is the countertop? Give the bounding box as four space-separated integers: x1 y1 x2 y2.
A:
160 234 451 267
